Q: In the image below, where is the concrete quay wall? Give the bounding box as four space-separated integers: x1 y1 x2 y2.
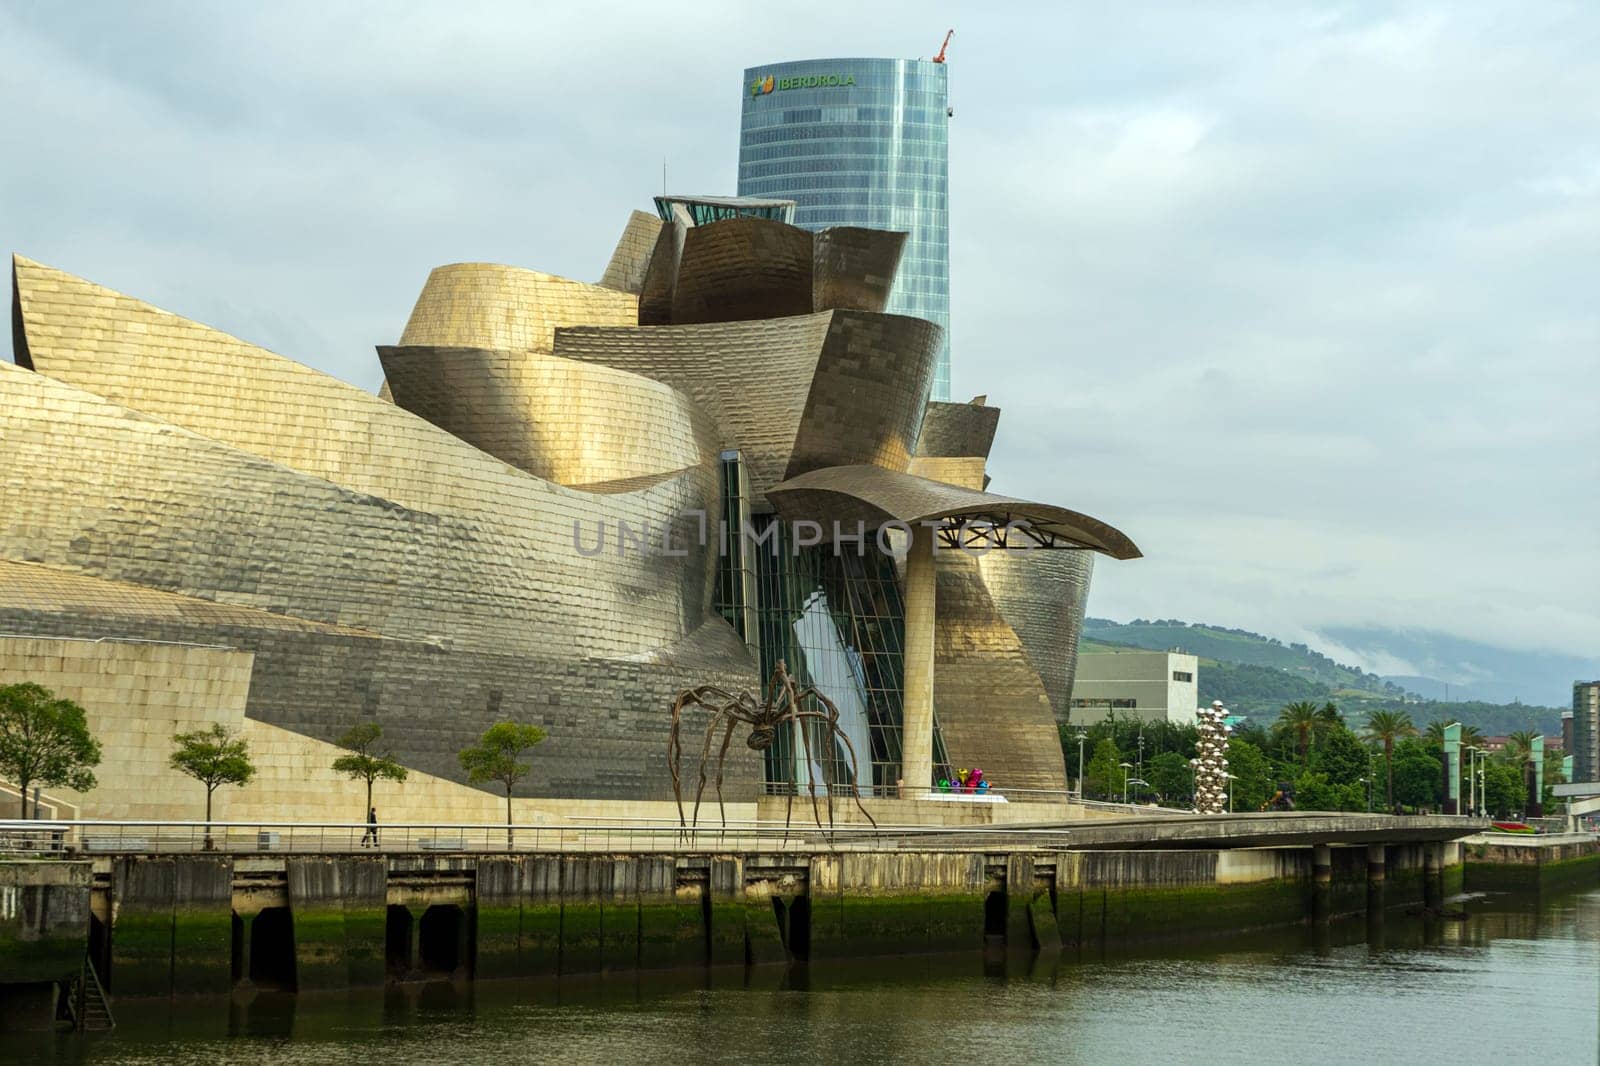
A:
0 842 1463 1011
1463 835 1600 893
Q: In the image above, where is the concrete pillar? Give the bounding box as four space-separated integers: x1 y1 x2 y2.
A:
1311 845 1333 923
900 524 937 795
1365 843 1386 920
235 912 254 987
407 909 421 974
1424 842 1444 910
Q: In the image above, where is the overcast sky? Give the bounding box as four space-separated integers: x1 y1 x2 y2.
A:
2 2 1595 678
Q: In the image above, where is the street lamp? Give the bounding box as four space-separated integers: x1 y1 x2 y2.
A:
1120 762 1134 804
1075 731 1088 798
1463 747 1478 816
1358 776 1371 813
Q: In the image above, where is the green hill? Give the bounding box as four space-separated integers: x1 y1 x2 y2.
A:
1083 618 1406 695
1080 618 1563 735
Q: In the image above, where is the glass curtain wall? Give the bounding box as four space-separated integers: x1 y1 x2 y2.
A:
738 57 951 400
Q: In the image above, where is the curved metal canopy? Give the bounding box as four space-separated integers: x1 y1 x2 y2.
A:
766 464 1142 560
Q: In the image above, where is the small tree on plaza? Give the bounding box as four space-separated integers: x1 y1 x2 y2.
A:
170 724 255 834
459 721 547 844
0 683 101 818
331 722 408 817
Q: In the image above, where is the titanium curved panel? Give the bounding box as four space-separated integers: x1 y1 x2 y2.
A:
932 552 1070 791
637 220 684 326
7 262 727 662
977 549 1095 724
599 210 665 294
0 361 713 659
916 400 1001 460
399 262 637 351
670 217 813 324
811 227 905 313
378 344 718 487
554 312 832 499
785 312 939 480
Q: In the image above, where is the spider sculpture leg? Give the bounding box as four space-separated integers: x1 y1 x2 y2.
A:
696 710 747 829
669 686 744 828
784 679 830 833
783 668 846 832
791 704 878 829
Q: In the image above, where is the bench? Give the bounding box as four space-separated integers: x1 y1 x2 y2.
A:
84 836 149 852
417 836 467 851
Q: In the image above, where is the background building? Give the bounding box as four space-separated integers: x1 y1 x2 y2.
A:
738 57 952 400
1069 650 1200 726
1574 681 1600 783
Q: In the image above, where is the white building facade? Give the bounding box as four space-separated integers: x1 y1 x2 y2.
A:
1069 650 1200 726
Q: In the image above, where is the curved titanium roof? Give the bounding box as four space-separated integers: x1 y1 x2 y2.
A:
766 463 1142 559
640 216 907 326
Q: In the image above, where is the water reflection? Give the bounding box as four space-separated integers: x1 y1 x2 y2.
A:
9 887 1596 1066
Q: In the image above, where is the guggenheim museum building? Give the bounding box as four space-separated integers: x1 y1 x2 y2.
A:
0 198 1138 823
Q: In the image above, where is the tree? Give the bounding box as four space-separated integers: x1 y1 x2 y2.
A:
1363 710 1416 809
1294 772 1340 812
1083 738 1122 800
1275 701 1321 763
170 724 254 829
1391 740 1442 810
331 722 409 816
0 683 101 818
1224 740 1274 813
1144 750 1192 806
1482 761 1525 818
459 721 547 837
1503 730 1539 767
1311 724 1369 787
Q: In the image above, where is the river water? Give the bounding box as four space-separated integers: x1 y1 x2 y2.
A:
9 887 1597 1066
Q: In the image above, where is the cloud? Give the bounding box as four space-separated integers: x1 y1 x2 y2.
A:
1 1 1595 669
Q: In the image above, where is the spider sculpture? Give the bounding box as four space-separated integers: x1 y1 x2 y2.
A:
668 660 877 831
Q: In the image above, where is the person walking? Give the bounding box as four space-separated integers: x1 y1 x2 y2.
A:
362 806 379 847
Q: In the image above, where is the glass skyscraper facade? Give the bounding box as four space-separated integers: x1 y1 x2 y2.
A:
738 57 952 401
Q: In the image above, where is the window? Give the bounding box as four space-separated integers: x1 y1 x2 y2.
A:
1173 671 1193 683
1071 698 1136 709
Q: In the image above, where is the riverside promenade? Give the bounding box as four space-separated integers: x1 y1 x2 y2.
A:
0 811 1492 1030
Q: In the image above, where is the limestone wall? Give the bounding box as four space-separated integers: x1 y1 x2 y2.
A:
0 636 748 826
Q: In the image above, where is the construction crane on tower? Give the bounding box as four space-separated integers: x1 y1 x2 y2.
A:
933 29 954 63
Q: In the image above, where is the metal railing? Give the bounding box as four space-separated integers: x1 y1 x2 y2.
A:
0 818 1079 857
758 782 1080 803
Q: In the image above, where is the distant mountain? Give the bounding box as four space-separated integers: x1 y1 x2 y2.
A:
1317 625 1596 709
1081 618 1568 736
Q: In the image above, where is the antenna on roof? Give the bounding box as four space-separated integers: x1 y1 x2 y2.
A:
933 29 954 63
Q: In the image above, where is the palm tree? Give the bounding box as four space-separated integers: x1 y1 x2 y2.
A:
1364 710 1416 809
1503 730 1539 766
1276 701 1321 763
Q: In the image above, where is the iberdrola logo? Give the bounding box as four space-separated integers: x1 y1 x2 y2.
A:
750 75 774 97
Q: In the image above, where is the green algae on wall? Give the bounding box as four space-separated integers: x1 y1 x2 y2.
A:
111 857 232 997
810 853 988 960
286 858 386 990
0 862 89 984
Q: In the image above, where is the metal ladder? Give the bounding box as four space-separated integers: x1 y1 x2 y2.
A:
67 955 115 1031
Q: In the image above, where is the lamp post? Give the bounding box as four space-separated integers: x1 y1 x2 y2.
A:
1120 762 1134 804
1358 776 1370 813
1075 731 1087 798
1464 747 1476 816
1137 728 1145 782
